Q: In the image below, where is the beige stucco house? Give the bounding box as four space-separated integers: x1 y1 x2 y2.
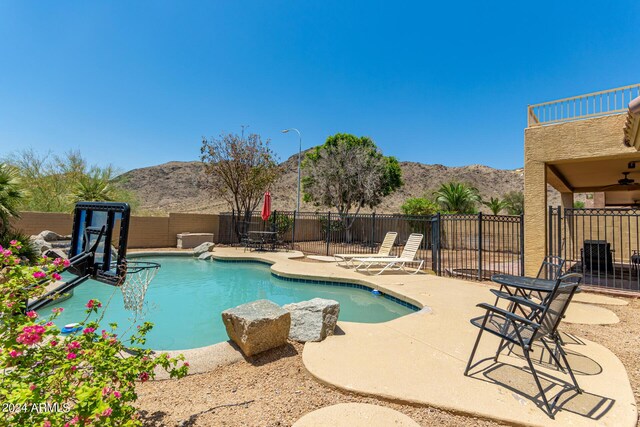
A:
524 84 640 277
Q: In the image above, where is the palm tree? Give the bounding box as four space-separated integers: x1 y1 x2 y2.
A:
0 163 24 235
483 197 508 215
433 182 481 214
72 169 116 203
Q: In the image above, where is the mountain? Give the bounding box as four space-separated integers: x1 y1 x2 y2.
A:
117 154 577 215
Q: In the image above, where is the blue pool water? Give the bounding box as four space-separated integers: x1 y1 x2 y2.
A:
41 256 416 350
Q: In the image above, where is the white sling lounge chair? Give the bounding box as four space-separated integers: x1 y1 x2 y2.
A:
334 232 398 267
354 233 424 275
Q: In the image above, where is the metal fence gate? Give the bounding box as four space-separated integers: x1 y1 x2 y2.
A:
431 213 524 280
549 207 640 292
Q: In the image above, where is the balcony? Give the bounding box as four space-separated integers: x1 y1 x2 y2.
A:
528 83 640 127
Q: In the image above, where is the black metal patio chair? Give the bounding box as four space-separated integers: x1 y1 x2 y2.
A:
465 272 583 418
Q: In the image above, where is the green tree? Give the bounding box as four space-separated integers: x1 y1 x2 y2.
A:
400 197 439 216
433 182 481 214
302 133 402 238
482 196 508 215
0 163 24 235
6 150 138 212
503 191 525 215
200 130 281 239
573 200 586 209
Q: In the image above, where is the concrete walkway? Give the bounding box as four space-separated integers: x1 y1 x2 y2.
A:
199 249 637 426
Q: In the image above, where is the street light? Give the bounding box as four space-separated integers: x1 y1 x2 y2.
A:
281 128 302 212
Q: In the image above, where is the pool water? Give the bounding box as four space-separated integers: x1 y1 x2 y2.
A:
41 257 415 350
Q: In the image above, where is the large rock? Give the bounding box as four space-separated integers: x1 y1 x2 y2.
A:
30 237 52 257
283 298 340 342
37 230 65 242
222 300 291 357
193 242 215 256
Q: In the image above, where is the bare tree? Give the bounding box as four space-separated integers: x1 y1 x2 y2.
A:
302 133 402 240
200 130 281 238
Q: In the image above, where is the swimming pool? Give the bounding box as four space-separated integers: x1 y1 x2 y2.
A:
42 256 417 350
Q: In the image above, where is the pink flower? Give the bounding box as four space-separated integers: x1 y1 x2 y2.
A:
26 311 38 319
83 327 95 335
17 325 46 346
102 387 111 397
29 384 36 391
6 302 14 309
46 322 54 326
52 307 64 314
43 421 51 427
86 299 102 309
138 372 149 382
9 240 17 245
9 350 22 358
63 259 70 267
67 341 81 350
113 391 121 399
51 273 62 281
101 408 112 417
66 352 77 360
70 365 77 371
50 340 58 347
184 362 190 367
32 271 46 279
3 249 11 256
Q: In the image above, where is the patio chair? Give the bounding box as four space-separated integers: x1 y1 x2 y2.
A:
464 272 583 418
334 232 398 267
353 233 424 275
581 240 614 275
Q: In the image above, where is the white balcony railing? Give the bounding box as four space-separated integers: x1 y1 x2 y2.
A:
528 83 640 127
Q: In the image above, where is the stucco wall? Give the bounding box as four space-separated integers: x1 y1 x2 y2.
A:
524 114 633 274
13 212 219 249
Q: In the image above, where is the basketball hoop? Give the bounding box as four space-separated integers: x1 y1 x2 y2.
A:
117 260 160 315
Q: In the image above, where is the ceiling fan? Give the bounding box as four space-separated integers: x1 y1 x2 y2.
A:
601 171 640 190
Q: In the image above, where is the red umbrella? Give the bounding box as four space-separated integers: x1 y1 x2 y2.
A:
261 192 271 221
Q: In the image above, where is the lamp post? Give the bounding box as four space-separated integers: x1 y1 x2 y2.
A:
281 128 302 212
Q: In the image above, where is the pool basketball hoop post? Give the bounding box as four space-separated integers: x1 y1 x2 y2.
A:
27 202 158 314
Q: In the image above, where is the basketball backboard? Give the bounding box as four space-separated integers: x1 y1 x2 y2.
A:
68 202 131 285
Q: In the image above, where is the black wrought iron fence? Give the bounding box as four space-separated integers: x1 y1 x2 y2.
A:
218 210 523 280
432 213 524 280
549 207 640 292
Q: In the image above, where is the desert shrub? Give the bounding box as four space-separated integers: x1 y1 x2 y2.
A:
0 241 188 426
270 214 293 237
503 191 524 215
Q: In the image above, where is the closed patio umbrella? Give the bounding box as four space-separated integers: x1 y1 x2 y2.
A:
261 192 271 221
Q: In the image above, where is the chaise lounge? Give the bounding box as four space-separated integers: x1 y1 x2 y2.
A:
353 233 424 275
334 232 398 267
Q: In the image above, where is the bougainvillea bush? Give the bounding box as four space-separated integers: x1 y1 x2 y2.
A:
0 241 189 426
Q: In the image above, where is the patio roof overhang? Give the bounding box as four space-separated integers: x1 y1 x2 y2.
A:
548 156 640 206
623 95 640 149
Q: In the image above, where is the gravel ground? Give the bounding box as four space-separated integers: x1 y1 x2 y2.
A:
136 296 640 427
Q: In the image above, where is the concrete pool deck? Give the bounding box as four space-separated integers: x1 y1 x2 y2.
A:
136 248 636 426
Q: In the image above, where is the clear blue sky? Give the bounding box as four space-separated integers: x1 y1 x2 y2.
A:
1 1 639 172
